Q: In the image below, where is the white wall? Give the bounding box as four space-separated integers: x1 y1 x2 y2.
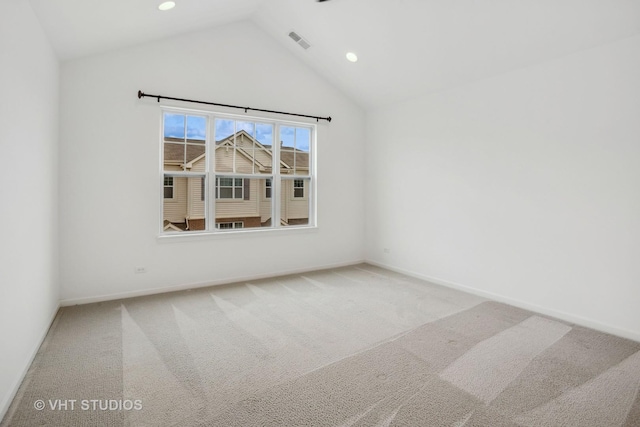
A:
0 0 60 419
366 35 640 340
59 21 366 302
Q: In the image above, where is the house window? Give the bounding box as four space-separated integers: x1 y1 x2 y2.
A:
293 179 304 198
164 176 174 199
216 177 244 199
216 221 244 230
161 110 315 234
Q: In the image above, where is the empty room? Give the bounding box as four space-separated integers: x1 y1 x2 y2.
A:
1 0 639 425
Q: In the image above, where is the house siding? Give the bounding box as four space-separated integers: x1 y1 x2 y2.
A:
215 179 260 219
163 131 309 228
187 177 205 219
281 179 309 222
164 177 188 223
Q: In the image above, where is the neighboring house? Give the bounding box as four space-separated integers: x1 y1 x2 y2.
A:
163 130 309 231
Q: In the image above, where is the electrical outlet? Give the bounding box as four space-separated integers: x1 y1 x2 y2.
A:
134 266 147 274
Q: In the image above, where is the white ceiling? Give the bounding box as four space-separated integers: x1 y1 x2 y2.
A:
29 0 267 59
29 0 640 109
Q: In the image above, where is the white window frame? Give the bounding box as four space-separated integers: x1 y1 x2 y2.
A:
265 178 272 199
163 176 175 200
159 106 317 236
215 177 244 200
293 179 304 198
216 221 244 230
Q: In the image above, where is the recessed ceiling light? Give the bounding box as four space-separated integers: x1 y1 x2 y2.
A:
346 52 358 63
158 1 176 11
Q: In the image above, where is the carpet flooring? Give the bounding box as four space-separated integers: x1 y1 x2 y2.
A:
2 264 639 426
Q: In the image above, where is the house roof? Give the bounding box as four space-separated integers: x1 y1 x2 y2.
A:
163 130 308 171
261 145 309 172
164 138 205 164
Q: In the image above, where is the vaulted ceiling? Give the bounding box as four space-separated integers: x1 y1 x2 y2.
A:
29 0 640 109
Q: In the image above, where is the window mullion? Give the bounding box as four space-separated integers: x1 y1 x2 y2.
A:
273 123 281 229
232 121 237 174
209 113 216 233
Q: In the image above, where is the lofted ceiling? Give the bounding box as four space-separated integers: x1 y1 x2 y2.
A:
29 0 640 109
28 0 267 60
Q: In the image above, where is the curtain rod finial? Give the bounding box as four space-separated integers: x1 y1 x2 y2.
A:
138 90 143 99
327 117 332 122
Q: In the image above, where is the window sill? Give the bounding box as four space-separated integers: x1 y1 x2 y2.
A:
157 224 318 243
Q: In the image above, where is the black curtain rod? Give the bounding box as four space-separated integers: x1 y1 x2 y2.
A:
137 90 331 123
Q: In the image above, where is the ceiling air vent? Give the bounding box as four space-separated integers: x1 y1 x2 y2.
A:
289 31 311 50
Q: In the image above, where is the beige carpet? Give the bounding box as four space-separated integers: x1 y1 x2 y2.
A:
2 264 639 426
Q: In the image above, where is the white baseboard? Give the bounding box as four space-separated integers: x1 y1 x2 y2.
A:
366 259 640 343
60 259 366 307
0 303 60 423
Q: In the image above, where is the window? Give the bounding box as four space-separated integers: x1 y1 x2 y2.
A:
216 222 244 230
265 179 272 198
293 179 304 198
161 109 315 234
216 177 244 199
164 176 174 199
